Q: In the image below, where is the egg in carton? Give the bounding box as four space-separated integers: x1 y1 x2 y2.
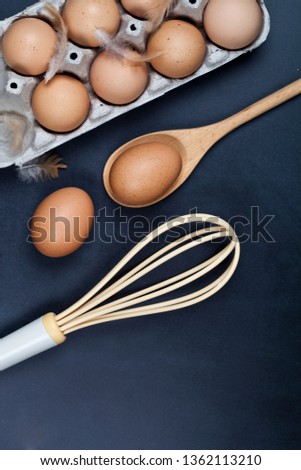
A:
0 0 270 170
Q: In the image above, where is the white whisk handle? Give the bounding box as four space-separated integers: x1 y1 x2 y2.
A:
0 313 66 371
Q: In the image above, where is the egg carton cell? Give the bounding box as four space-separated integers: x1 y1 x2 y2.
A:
0 0 270 168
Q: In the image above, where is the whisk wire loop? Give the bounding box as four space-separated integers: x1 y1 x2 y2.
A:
56 215 240 335
58 227 228 325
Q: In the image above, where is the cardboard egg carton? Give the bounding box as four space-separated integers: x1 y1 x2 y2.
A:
0 0 270 168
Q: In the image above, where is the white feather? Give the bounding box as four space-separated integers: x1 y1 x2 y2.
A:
42 4 68 83
146 0 178 32
94 29 126 58
94 29 161 62
0 112 32 160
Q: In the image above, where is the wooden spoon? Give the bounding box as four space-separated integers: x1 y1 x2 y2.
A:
104 79 301 207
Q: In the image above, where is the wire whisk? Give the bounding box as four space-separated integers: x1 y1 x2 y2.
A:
0 214 240 371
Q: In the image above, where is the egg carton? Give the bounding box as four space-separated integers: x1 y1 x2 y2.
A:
0 0 270 169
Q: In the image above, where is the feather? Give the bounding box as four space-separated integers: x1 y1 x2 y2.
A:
0 111 33 161
0 55 7 93
146 0 178 32
41 3 68 83
94 29 161 62
94 29 126 59
17 152 67 183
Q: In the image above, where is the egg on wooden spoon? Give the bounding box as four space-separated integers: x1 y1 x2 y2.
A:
107 141 182 206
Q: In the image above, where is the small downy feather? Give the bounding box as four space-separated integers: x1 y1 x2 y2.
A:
0 111 33 163
94 29 126 60
0 55 7 94
94 29 161 62
146 0 178 32
41 3 68 83
17 152 67 183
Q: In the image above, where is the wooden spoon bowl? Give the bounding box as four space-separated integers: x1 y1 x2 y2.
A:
104 79 301 208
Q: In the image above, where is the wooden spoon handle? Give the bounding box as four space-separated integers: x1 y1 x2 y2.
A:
215 78 301 138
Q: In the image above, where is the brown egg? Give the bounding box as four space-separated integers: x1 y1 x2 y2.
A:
90 50 149 105
62 0 120 47
30 188 94 258
108 142 182 206
147 19 207 79
31 74 90 133
203 0 263 50
121 0 155 19
2 18 57 76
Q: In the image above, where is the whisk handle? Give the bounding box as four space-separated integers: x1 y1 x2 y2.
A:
0 313 66 371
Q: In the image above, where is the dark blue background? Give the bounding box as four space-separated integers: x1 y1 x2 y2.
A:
0 0 300 450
